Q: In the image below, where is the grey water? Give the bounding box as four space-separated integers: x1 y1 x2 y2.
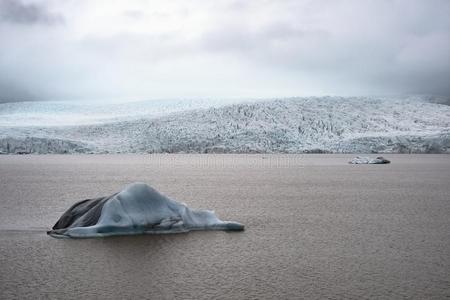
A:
0 154 449 299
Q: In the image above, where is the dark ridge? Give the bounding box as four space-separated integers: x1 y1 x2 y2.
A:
50 193 117 233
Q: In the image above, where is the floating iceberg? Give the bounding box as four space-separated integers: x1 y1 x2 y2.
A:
48 182 244 238
349 156 391 164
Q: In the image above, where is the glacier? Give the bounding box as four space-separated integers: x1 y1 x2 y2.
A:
48 182 244 238
1 96 449 154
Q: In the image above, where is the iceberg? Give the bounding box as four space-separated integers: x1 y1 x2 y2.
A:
349 156 391 164
47 182 244 238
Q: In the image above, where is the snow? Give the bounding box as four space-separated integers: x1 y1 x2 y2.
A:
1 96 449 154
48 182 244 238
0 98 243 127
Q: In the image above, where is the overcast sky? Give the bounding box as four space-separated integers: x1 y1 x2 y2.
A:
0 0 449 102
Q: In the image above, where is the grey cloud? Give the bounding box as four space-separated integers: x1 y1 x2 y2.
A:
123 10 146 19
0 77 37 103
199 22 330 62
0 0 449 103
0 0 64 25
197 1 450 97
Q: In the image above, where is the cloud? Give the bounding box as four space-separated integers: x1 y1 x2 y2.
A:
0 0 64 25
0 76 35 102
0 0 449 103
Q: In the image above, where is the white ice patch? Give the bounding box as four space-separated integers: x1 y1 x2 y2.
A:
349 156 391 164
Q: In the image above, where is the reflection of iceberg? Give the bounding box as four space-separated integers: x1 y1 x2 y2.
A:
48 182 244 238
349 156 391 164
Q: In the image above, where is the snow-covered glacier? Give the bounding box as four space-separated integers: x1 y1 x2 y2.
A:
1 96 449 154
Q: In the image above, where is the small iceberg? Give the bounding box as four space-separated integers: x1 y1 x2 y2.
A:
48 182 244 238
349 156 391 164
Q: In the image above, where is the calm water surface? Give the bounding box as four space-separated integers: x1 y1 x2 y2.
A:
0 154 449 299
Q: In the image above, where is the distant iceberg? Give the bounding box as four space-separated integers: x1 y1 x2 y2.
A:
349 156 391 164
48 182 244 238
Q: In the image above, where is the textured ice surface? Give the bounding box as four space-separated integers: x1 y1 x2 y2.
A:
1 96 450 154
48 182 244 238
349 156 391 164
0 99 242 127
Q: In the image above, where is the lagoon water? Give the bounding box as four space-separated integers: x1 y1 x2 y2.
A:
0 154 449 299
